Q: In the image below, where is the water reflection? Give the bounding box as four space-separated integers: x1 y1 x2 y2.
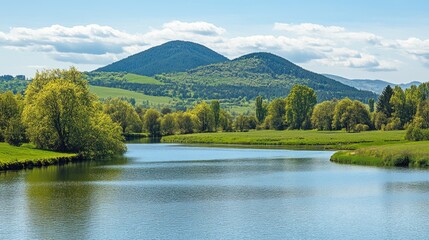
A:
24 156 127 239
0 144 428 240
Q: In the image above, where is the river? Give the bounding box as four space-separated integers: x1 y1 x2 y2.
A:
1 144 428 239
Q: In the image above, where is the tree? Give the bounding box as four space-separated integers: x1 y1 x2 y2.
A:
4 117 26 146
193 102 214 132
175 112 194 134
143 109 161 137
255 96 267 123
390 86 407 126
0 91 22 141
376 85 394 117
368 98 375 113
210 100 220 131
219 109 233 132
103 98 142 133
405 85 419 121
285 85 317 130
22 68 125 156
339 100 371 132
160 113 176 136
234 114 249 132
311 100 337 130
267 98 286 130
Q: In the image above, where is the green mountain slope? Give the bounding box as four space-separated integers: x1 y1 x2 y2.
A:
156 52 377 101
95 40 229 76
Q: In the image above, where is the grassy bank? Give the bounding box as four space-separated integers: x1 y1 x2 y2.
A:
162 130 429 168
331 141 429 167
162 130 406 150
0 143 80 171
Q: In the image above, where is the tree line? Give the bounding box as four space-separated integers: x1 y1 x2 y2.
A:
1 68 429 157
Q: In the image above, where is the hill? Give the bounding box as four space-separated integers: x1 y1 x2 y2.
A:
95 40 229 76
157 52 377 101
324 74 421 94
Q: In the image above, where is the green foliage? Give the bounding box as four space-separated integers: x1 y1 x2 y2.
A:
4 117 27 146
255 96 267 123
234 114 249 132
390 86 408 126
311 100 337 130
22 67 126 157
267 98 286 130
332 98 353 130
285 85 316 130
158 52 376 102
175 112 194 134
103 98 142 133
376 85 394 117
0 91 23 141
373 112 388 130
192 102 215 132
368 98 375 112
333 98 370 132
143 109 161 137
211 100 221 130
160 113 176 136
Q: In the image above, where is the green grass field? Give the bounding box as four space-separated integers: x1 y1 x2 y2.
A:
162 129 429 168
162 130 406 150
124 73 163 85
90 85 173 105
0 142 77 170
331 141 429 167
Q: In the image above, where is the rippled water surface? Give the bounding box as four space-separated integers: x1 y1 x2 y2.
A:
1 144 429 239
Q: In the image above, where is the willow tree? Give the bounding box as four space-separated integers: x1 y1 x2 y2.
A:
22 67 125 157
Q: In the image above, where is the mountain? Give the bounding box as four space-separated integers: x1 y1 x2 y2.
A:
95 40 229 76
155 52 377 101
324 74 421 94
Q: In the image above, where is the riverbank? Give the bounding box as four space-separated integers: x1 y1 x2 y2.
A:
0 143 81 171
161 130 406 150
161 130 429 168
331 141 429 167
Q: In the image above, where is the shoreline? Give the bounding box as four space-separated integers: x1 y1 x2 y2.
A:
0 154 84 172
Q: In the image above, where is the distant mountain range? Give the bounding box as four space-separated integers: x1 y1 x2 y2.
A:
92 40 377 102
324 74 421 94
96 40 229 76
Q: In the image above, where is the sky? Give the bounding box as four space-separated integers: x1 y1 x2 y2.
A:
1 0 429 83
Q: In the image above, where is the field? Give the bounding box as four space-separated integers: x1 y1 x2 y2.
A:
90 85 173 105
124 73 163 85
162 130 406 150
162 129 429 168
0 143 77 170
331 141 429 167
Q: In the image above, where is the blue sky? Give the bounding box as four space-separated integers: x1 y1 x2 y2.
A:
1 0 429 83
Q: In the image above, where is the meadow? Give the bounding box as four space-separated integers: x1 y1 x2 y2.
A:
162 129 429 168
161 130 406 150
0 143 78 170
89 85 173 105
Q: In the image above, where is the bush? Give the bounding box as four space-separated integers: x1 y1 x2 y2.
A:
405 126 429 141
384 117 402 131
353 124 369 133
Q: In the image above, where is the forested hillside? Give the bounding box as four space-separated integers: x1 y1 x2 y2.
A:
95 40 229 76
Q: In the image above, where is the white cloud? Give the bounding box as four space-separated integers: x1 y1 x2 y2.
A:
0 21 226 64
395 38 429 66
0 21 417 72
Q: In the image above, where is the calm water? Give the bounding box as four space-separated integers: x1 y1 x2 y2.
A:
1 144 429 240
